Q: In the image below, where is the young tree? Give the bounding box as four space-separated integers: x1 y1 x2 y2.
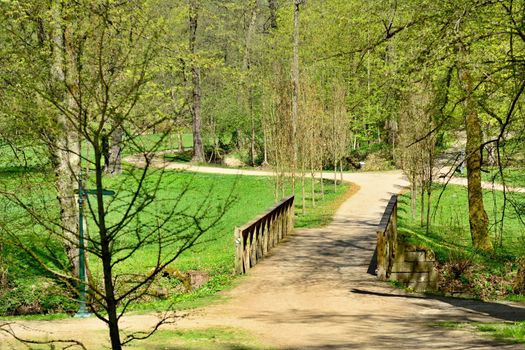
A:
0 1 232 348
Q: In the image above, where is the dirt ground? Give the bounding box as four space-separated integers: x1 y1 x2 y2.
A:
2 164 525 349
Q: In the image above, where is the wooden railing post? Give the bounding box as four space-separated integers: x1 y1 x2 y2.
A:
234 228 243 274
376 231 386 280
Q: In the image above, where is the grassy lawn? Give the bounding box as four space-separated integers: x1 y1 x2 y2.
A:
121 133 193 157
436 321 525 346
398 184 525 259
0 159 350 317
126 328 274 350
0 327 275 350
472 322 525 345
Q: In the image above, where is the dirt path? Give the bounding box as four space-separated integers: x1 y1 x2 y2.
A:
2 159 525 349
438 175 525 193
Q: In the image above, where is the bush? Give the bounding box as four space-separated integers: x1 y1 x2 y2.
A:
0 277 76 316
362 152 394 171
437 256 516 300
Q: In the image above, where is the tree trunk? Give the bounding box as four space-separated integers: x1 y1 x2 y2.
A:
178 131 185 152
94 146 122 349
411 175 417 219
310 168 316 208
50 0 81 276
106 125 123 175
340 159 343 183
189 1 205 163
420 181 425 227
426 184 431 234
426 146 434 234
458 43 492 252
291 0 301 193
320 167 324 198
464 96 492 251
262 126 269 166
333 159 338 192
301 161 305 215
244 2 258 166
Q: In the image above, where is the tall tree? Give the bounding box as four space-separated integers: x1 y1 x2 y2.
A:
243 0 259 166
49 0 83 276
457 37 492 252
188 0 205 162
291 0 302 192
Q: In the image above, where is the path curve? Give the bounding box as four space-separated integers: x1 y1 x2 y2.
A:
131 154 525 193
2 157 525 349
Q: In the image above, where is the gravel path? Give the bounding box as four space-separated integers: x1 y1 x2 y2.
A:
2 158 524 349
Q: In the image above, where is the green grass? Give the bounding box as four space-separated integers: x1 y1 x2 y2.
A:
474 322 525 344
0 164 350 317
436 321 525 345
126 327 274 350
1 327 275 350
398 184 525 260
0 142 48 171
0 133 193 171
294 181 355 228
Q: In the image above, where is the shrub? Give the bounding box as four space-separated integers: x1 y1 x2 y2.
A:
0 277 75 316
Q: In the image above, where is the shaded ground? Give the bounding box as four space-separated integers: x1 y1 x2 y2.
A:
1 160 524 349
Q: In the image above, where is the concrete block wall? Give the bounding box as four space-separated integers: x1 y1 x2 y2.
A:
390 240 437 292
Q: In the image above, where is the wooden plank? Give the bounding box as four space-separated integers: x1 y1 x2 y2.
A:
270 214 276 248
262 220 269 255
376 231 387 280
234 228 243 274
243 237 250 272
256 224 263 260
250 231 257 267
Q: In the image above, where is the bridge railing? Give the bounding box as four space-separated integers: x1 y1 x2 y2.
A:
376 194 398 280
234 196 294 274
